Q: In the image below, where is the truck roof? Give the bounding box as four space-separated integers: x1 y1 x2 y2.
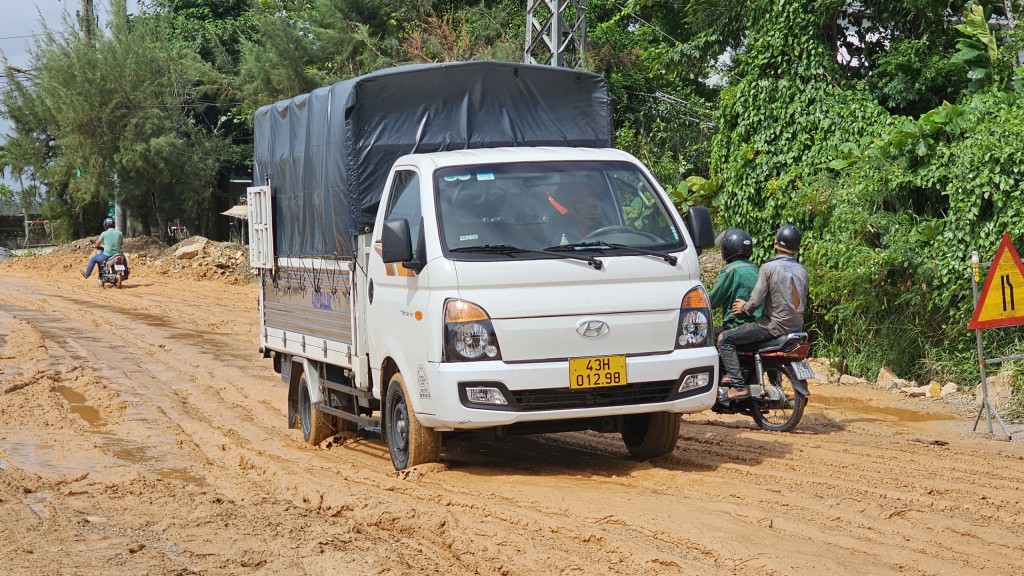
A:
396 147 635 168
253 61 612 258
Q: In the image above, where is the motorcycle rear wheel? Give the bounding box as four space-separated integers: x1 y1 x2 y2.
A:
116 274 123 289
751 367 807 432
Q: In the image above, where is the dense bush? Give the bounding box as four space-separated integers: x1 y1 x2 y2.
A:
712 2 1024 415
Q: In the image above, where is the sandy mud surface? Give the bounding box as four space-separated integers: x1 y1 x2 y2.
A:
1 243 1023 575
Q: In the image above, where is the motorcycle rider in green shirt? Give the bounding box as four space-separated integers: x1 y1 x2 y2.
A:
709 228 762 333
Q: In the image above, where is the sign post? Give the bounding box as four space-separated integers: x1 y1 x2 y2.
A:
967 232 1021 438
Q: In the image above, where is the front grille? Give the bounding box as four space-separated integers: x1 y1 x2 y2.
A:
509 380 677 411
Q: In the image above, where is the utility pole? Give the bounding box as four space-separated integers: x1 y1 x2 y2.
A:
79 0 95 41
525 0 586 68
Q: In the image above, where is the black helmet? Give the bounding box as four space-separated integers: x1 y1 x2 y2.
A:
103 217 115 229
775 224 802 253
718 228 753 262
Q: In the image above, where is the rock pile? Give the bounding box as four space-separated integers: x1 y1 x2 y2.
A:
137 236 253 284
38 234 254 285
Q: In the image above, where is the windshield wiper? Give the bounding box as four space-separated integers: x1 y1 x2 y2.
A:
449 244 529 254
544 241 678 266
449 244 603 270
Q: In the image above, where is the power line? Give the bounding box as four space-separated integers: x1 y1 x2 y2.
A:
622 89 716 128
0 34 45 41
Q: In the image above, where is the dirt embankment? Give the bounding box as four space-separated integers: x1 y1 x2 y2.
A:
1 244 1023 576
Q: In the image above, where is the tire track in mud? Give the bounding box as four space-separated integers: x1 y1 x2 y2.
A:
3 274 718 574
68 274 753 569
8 264 753 573
668 416 1023 574
3 263 1024 576
0 279 468 573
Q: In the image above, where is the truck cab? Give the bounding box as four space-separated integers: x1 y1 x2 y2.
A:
363 147 717 468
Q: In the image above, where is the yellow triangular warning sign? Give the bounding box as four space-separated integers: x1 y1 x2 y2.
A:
969 232 1024 330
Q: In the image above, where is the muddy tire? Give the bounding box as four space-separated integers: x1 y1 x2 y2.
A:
621 412 681 460
116 274 123 289
385 372 441 470
298 371 333 445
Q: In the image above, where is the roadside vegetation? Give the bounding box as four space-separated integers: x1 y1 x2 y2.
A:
1 0 1022 412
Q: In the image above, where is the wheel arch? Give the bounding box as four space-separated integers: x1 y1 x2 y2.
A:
380 357 400 394
378 357 399 429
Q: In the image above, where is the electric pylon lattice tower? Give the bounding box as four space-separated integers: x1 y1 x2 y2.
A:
525 0 586 68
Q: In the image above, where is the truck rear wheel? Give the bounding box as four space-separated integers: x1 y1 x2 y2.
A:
298 372 334 445
621 412 681 460
384 372 440 470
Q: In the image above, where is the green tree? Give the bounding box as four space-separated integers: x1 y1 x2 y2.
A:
2 1 223 240
137 0 260 237
584 0 719 193
0 64 68 239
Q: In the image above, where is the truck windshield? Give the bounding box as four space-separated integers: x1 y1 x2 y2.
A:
435 161 686 258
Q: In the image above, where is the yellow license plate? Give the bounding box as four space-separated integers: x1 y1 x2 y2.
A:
569 356 627 389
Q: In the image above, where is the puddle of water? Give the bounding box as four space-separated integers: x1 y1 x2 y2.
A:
3 440 96 477
155 467 208 485
3 437 206 487
108 440 206 486
813 394 958 422
57 386 107 427
0 303 93 367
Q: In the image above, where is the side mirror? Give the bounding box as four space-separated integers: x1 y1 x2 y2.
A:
686 206 715 254
381 219 414 263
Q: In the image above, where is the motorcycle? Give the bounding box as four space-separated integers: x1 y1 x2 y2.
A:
712 332 814 432
96 249 130 289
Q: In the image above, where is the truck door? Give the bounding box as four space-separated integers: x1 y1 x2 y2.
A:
366 169 432 398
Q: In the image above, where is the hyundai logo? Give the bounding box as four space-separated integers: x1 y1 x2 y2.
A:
576 319 609 338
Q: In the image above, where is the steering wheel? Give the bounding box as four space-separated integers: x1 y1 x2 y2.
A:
584 225 664 243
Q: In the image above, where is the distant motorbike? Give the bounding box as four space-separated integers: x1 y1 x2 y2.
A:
96 249 130 289
712 332 813 432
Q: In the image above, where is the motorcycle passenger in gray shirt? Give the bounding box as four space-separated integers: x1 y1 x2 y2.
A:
717 224 809 401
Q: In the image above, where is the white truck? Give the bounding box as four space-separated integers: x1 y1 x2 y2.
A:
248 61 719 470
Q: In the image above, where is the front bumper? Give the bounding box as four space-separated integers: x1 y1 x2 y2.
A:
415 348 719 429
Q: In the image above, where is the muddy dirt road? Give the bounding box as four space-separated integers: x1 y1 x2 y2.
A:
2 248 1023 576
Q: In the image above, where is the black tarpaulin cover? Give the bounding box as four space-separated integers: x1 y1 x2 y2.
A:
252 61 612 258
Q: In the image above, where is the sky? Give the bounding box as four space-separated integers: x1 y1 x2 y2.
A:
0 1 141 188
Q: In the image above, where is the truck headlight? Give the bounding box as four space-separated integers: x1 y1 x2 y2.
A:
676 287 711 348
444 299 502 362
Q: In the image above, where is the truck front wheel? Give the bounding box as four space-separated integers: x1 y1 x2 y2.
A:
298 372 334 445
621 412 681 460
384 372 441 470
